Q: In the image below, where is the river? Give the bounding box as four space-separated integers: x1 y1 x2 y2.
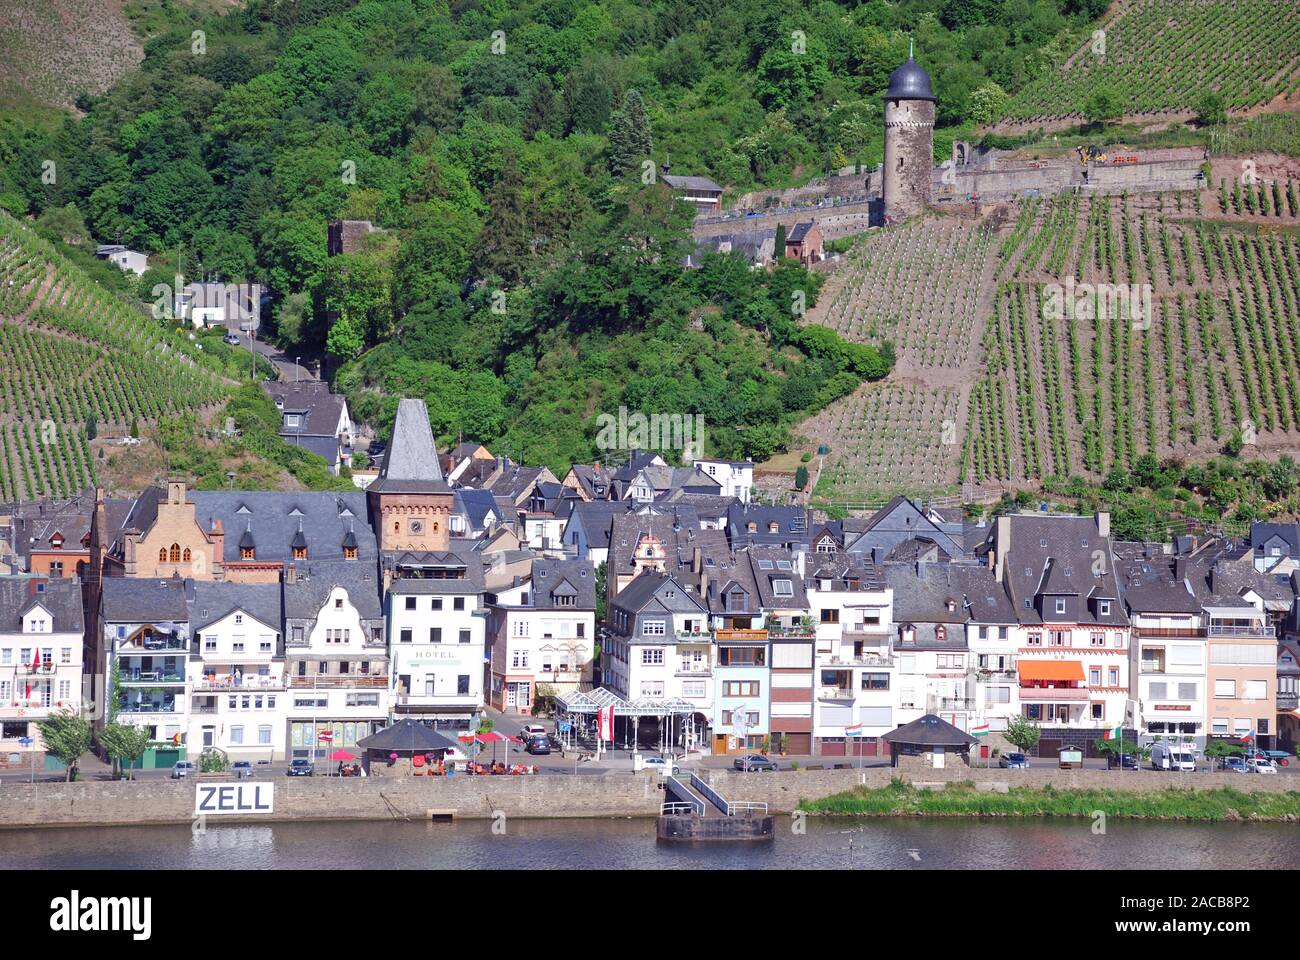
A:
2 817 1297 869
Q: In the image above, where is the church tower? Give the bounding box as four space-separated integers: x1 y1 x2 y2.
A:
366 398 453 553
882 41 936 221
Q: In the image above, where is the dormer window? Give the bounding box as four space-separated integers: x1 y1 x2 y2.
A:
1099 600 1111 616
768 522 779 533
241 546 255 560
169 543 181 563
285 414 301 428
1055 598 1066 615
344 546 358 560
293 546 308 560
747 522 757 532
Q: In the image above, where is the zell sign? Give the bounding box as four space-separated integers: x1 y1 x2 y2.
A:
194 782 274 816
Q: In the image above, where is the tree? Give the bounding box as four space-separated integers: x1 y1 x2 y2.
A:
1194 91 1227 128
35 710 92 781
97 723 152 779
1004 715 1041 756
475 152 531 285
608 89 652 180
1083 85 1123 128
522 77 558 140
774 223 787 259
85 416 97 441
794 464 809 490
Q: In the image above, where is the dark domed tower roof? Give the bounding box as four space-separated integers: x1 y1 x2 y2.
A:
884 56 936 102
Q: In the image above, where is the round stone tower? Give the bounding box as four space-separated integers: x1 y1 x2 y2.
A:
882 45 936 221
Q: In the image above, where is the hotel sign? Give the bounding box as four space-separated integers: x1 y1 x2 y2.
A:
194 782 274 816
1152 704 1192 711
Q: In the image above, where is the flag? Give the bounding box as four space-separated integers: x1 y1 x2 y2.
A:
318 730 334 742
1104 722 1122 741
1238 731 1254 744
845 724 863 737
597 705 614 742
31 648 41 673
970 723 990 738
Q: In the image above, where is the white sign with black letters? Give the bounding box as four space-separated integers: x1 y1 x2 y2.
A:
194 782 274 816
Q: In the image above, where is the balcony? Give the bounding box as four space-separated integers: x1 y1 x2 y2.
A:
289 675 388 689
118 700 181 715
1139 660 1166 675
843 624 889 639
14 663 58 676
1206 624 1273 638
821 654 893 667
115 635 188 653
192 676 285 692
675 664 711 677
818 686 856 701
768 621 816 638
1018 686 1090 702
931 697 976 711
674 630 714 641
976 669 1017 681
1278 691 1299 711
122 672 186 685
1133 626 1205 638
715 629 767 641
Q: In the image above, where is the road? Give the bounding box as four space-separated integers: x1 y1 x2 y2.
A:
239 333 315 382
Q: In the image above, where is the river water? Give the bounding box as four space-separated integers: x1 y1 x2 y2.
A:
2 817 1297 869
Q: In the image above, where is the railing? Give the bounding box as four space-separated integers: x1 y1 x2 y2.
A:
289 675 388 689
818 687 855 700
1018 687 1089 701
665 776 705 816
674 630 714 640
675 667 711 677
14 664 57 676
932 697 975 711
661 801 698 816
116 637 189 652
842 625 890 638
976 669 1017 680
192 677 284 691
122 673 185 684
1139 661 1166 674
1278 691 1299 710
726 801 769 818
822 654 893 667
1206 624 1273 638
715 629 767 641
1133 626 1205 638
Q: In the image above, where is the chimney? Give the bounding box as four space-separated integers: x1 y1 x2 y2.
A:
1096 511 1110 539
286 563 297 585
1174 556 1188 582
993 514 1012 583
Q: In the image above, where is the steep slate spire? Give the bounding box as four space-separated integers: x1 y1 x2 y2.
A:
368 398 449 493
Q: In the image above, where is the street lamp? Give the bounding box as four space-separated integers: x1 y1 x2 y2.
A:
294 357 300 383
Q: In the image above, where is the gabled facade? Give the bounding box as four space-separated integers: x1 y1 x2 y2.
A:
367 398 454 554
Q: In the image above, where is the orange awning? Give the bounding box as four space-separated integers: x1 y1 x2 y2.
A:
1017 661 1085 682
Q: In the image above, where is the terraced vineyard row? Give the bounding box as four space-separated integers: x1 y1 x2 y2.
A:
807 383 962 499
1005 0 1300 122
0 214 230 500
816 218 992 369
965 192 1300 485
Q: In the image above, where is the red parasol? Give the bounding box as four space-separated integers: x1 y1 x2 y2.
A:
328 750 356 761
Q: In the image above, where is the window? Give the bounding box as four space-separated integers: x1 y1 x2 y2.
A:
454 598 465 611
640 681 664 697
641 649 664 665
723 680 759 697
1108 667 1120 686
169 544 181 563
335 598 344 609
643 620 666 637
458 675 470 696
61 648 71 664
984 686 1010 704
1091 703 1103 720
773 579 793 597
1089 667 1102 686
1245 680 1267 701
400 629 412 644
1054 598 1065 615
1090 633 1104 646
861 672 889 690
430 628 442 643
405 597 416 610
1150 682 1168 699
820 609 839 624
1214 679 1235 698
459 629 471 645
230 726 244 744
1099 600 1111 616
431 598 443 610
1177 682 1196 700
1027 633 1042 646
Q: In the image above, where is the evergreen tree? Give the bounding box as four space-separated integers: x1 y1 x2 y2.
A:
774 223 787 259
475 152 531 285
608 89 652 180
522 77 557 140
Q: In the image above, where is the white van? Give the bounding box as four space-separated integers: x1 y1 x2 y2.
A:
1149 743 1196 771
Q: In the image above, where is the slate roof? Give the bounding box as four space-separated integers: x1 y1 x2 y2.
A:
283 560 384 620
281 433 340 463
368 398 449 494
844 496 966 561
2 493 94 566
612 570 705 615
881 714 976 748
884 56 937 102
566 463 612 499
787 221 817 243
607 504 704 572
741 546 808 609
805 550 886 591
387 547 485 594
0 577 83 632
193 492 377 564
1115 548 1205 614
1251 522 1300 560
562 499 633 552
532 559 597 610
725 503 810 549
454 488 501 531
994 514 1128 626
264 381 347 438
188 581 282 634
101 576 189 623
662 174 723 193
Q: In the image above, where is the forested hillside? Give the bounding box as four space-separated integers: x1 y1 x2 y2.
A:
0 0 1116 472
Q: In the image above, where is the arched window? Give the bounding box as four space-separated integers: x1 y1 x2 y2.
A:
159 548 167 562
169 544 181 563
182 548 192 563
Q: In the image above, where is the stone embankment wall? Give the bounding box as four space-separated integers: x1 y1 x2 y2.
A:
0 766 1293 828
692 202 877 242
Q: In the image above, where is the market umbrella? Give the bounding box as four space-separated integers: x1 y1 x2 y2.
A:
457 731 521 763
329 750 356 761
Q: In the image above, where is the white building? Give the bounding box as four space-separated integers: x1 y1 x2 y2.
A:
487 558 597 715
283 562 388 762
95 245 148 276
0 578 85 764
186 582 286 763
386 551 487 732
692 458 753 504
806 556 896 756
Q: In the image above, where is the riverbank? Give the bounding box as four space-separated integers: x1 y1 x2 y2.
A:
801 779 1300 821
2 767 1296 829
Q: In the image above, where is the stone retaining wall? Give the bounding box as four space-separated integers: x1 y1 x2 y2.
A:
0 767 1292 828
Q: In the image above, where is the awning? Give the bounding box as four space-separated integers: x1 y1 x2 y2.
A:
1017 661 1085 682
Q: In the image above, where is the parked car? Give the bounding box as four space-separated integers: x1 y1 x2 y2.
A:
1218 756 1250 773
1247 756 1278 775
999 752 1030 769
1106 753 1138 769
733 754 778 772
231 761 254 779
642 756 680 775
286 758 314 777
170 761 196 779
223 333 242 346
519 724 547 742
525 736 551 756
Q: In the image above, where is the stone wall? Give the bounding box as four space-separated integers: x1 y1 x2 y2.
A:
1 766 1293 828
692 202 877 242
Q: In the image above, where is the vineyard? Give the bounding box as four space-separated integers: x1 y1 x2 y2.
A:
1004 0 1300 122
0 215 228 501
803 172 1300 501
